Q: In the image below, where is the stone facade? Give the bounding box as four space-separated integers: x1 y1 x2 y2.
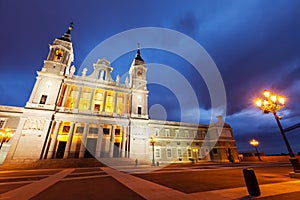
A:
0 25 238 165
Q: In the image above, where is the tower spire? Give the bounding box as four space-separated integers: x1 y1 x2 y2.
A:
59 22 74 42
134 43 144 62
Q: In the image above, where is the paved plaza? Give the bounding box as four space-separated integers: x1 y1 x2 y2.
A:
0 162 300 199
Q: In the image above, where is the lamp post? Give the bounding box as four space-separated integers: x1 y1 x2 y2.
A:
255 89 300 172
0 128 11 150
193 148 198 162
250 139 261 161
150 136 156 166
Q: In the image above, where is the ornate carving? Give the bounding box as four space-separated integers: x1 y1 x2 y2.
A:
23 119 45 131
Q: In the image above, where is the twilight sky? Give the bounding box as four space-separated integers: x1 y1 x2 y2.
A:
1 0 300 155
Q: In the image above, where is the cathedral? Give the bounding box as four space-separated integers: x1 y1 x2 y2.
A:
0 24 238 165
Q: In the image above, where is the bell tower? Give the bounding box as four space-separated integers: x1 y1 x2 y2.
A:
129 47 148 119
25 23 74 110
5 24 75 163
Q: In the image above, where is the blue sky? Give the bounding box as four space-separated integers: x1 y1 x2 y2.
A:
1 0 300 154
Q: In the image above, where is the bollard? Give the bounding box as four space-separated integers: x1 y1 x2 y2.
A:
243 168 261 196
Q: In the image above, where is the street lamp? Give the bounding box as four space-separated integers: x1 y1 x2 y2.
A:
255 89 300 172
250 139 262 161
0 128 12 150
150 136 156 166
192 148 198 162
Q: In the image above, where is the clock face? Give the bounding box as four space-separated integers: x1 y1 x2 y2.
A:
54 49 64 61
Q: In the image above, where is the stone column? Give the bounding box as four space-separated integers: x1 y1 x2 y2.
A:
47 121 61 159
113 92 118 114
79 123 89 158
121 126 127 157
124 94 128 114
88 88 95 111
61 84 70 107
40 119 53 159
95 124 103 158
74 87 82 110
63 122 75 158
109 125 116 158
101 91 107 113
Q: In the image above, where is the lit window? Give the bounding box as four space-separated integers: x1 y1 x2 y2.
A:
65 85 79 108
105 91 115 113
116 93 125 114
79 87 92 111
54 49 64 61
62 126 70 134
93 89 104 112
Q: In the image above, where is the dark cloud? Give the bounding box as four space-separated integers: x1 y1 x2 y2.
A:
175 12 199 36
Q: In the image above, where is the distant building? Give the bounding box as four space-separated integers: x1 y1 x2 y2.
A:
0 25 238 165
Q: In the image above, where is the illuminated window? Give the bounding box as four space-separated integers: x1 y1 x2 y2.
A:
116 93 125 114
57 122 71 142
105 91 115 113
54 49 64 61
115 129 121 136
79 87 91 111
62 126 70 134
166 148 172 158
65 85 79 109
93 89 104 112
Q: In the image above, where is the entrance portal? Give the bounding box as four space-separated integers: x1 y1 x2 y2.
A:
56 141 66 159
113 143 120 158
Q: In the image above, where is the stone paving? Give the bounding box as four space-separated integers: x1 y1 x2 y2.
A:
0 163 300 199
